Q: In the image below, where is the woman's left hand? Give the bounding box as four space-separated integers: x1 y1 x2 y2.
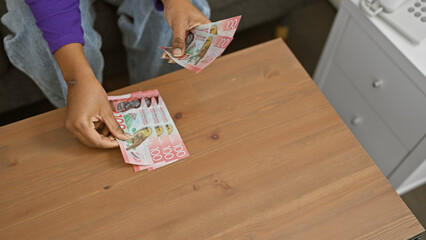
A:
161 0 210 61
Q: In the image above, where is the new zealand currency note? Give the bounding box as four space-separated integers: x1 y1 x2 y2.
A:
160 16 241 73
108 90 189 172
131 90 189 172
160 31 233 73
193 16 241 37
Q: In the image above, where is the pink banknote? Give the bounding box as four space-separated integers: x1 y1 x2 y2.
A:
160 32 233 73
193 16 241 37
108 90 189 172
160 16 241 73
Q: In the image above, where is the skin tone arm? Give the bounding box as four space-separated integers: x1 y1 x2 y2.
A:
54 0 209 148
54 43 129 148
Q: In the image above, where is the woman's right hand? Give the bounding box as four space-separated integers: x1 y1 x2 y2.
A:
65 75 129 148
55 43 129 148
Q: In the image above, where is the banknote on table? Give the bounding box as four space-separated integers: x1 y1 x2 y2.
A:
108 90 189 172
160 16 241 73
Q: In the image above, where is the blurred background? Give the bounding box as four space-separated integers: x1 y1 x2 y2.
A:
0 0 336 125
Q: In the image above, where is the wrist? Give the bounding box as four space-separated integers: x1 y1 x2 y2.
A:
66 73 98 90
162 0 185 7
54 43 96 87
161 0 171 5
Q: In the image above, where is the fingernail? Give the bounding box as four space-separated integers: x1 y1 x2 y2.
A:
172 48 182 57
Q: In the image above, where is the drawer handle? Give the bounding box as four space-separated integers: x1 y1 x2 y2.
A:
351 117 362 126
372 80 384 88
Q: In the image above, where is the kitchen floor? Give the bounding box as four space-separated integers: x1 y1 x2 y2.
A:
0 1 425 235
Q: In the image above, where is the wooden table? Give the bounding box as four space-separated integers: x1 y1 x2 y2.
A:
0 39 424 239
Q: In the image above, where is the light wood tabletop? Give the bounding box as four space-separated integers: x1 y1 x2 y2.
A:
0 39 424 239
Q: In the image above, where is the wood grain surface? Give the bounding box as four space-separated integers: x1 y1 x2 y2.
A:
0 39 423 239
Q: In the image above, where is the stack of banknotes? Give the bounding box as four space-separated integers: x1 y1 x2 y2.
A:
160 16 241 73
108 90 189 172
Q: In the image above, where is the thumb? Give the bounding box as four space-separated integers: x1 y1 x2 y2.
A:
172 24 186 57
103 112 130 141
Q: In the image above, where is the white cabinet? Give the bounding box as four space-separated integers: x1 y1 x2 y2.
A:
314 0 426 194
322 64 407 177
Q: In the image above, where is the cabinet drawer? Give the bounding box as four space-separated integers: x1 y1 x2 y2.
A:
334 19 426 149
322 64 407 177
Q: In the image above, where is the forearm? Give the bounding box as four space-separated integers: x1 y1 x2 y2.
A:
161 0 186 8
54 43 95 87
55 43 127 148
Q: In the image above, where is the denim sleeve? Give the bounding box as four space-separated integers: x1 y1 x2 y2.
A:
25 0 85 54
153 0 164 11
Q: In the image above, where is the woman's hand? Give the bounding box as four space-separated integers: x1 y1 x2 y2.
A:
55 43 129 148
162 0 210 59
65 75 129 148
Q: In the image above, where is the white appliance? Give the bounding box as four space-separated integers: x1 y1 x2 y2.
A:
360 0 426 44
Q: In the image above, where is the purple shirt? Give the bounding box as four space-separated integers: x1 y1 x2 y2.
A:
25 0 164 54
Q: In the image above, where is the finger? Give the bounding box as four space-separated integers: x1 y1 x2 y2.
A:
101 125 110 137
162 55 172 61
171 23 186 57
201 16 211 24
73 123 119 148
103 111 130 141
95 122 106 134
161 52 169 59
194 16 211 26
188 15 211 29
94 120 103 130
82 128 119 148
66 120 97 147
72 129 95 147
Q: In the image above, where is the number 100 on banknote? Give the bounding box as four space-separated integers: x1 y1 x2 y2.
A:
108 90 189 172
